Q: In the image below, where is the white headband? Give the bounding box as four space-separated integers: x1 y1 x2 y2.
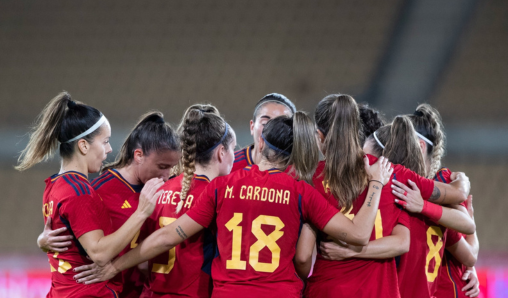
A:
65 115 107 143
416 132 434 146
373 131 385 149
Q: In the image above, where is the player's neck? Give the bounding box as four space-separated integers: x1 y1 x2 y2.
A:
117 164 142 185
59 158 88 178
250 144 261 165
257 158 281 172
194 163 219 181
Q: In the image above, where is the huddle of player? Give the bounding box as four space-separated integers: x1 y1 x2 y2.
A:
16 91 479 298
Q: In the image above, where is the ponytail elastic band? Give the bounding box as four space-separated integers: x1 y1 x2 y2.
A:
65 115 107 143
202 123 229 155
415 132 434 146
261 133 290 156
373 131 385 149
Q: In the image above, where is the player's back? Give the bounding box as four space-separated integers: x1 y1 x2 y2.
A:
43 171 121 297
397 168 457 298
188 165 337 298
305 156 408 298
92 169 145 298
231 146 254 173
141 173 213 298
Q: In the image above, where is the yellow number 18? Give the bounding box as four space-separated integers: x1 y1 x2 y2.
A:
225 213 284 273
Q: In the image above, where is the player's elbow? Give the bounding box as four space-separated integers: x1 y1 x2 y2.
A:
348 232 370 246
398 235 410 255
464 222 476 236
88 252 110 267
463 254 477 268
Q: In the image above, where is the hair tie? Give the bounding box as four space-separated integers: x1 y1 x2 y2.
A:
261 133 290 156
414 110 424 117
202 123 229 155
373 131 385 149
67 100 77 109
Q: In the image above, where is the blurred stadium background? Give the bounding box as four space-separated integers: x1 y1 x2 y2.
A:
1 0 507 297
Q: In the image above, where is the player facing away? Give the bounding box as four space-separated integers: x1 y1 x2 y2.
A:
231 93 295 172
298 94 408 298
138 104 235 298
386 105 479 298
76 111 394 298
16 92 163 297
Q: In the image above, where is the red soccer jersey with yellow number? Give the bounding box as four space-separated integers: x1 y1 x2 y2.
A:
304 155 412 298
186 165 339 298
139 173 214 298
43 171 122 298
397 167 461 298
92 169 146 298
434 169 469 298
231 146 254 173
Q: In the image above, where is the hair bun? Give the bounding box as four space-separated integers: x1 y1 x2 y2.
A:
67 100 77 109
414 110 425 117
154 116 165 124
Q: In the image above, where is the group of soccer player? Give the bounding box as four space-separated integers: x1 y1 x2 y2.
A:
16 91 480 297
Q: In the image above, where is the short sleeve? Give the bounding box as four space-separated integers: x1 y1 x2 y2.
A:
186 182 217 228
299 182 339 230
397 209 411 229
401 167 435 201
435 168 452 184
445 228 463 247
61 194 110 239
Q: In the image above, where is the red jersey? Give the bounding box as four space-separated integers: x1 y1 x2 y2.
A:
92 169 146 298
43 171 121 298
186 165 339 298
140 174 214 298
397 167 461 298
434 169 469 298
231 146 254 173
305 156 412 298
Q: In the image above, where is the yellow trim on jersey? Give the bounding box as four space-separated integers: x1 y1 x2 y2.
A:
246 146 253 165
108 169 136 193
51 171 87 182
121 200 132 209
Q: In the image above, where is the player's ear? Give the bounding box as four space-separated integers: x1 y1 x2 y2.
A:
77 139 89 155
257 135 265 153
250 119 255 136
133 148 144 164
316 128 325 144
418 139 426 156
217 145 226 163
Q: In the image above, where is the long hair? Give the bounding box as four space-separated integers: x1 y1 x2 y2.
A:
177 104 233 213
409 104 446 178
314 94 367 211
369 116 426 177
16 91 102 171
102 111 179 172
262 111 319 185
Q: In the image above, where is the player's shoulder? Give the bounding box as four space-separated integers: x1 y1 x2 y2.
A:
50 171 94 198
91 170 117 191
160 173 184 191
434 167 452 183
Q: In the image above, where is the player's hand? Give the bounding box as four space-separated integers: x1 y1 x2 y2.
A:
392 179 424 213
74 261 119 284
462 267 480 297
320 241 363 261
37 217 73 253
137 178 165 218
466 195 474 219
364 156 393 186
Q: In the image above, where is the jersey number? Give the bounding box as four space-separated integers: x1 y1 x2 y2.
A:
152 217 177 274
341 208 384 240
225 213 284 273
425 226 443 282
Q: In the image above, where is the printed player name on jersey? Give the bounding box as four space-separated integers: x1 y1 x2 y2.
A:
157 190 195 209
224 185 290 205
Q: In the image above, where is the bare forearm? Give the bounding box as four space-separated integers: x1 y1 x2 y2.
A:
349 182 383 243
465 233 479 258
438 207 475 235
355 237 407 259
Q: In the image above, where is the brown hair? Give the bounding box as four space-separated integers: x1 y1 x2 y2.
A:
16 91 103 171
102 111 179 172
315 94 367 211
409 104 446 178
177 104 233 213
261 111 319 184
368 116 426 177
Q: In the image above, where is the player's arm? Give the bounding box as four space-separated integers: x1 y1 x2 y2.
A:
76 214 204 284
446 238 477 268
430 172 470 205
37 217 73 253
322 157 393 246
392 180 475 235
320 224 409 260
78 178 164 266
294 223 316 280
